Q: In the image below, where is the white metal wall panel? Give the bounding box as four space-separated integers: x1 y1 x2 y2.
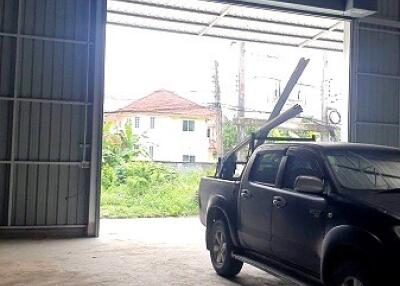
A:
0 0 106 237
349 0 400 147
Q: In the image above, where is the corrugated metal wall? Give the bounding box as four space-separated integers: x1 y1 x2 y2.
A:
0 0 105 237
349 0 400 146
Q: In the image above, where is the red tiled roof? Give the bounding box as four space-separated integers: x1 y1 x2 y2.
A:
118 90 215 118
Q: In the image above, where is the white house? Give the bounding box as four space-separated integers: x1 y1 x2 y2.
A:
108 90 217 163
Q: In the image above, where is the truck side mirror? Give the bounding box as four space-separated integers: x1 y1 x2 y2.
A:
294 176 324 194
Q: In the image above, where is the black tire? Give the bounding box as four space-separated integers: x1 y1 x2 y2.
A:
327 259 372 286
209 220 243 278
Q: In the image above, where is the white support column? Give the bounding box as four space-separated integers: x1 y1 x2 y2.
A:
87 0 107 237
7 0 23 226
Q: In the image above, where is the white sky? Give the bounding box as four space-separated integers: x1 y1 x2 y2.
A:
104 25 346 123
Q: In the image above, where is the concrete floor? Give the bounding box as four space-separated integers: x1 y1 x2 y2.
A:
0 217 288 286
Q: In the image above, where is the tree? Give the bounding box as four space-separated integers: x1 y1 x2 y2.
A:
223 120 259 152
222 120 238 151
102 119 143 167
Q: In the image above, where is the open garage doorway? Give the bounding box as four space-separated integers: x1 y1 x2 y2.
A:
101 0 348 220
98 1 349 283
98 2 350 282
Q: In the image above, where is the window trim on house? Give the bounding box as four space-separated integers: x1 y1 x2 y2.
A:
183 155 196 163
183 120 195 132
134 116 140 128
150 117 155 129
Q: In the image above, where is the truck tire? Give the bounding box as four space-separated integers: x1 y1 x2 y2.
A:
209 220 243 278
327 259 372 286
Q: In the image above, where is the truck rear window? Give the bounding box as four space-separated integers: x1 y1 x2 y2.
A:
249 151 283 185
327 150 400 191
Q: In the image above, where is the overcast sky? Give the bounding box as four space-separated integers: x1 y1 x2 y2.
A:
104 25 346 121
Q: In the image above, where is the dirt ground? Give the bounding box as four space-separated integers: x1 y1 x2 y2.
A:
0 217 289 286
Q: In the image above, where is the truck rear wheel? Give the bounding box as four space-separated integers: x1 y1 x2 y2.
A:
328 259 371 286
209 220 243 278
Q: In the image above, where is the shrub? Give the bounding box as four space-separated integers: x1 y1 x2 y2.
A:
101 163 212 218
101 119 214 218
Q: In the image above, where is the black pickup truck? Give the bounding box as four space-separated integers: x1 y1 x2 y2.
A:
199 142 400 286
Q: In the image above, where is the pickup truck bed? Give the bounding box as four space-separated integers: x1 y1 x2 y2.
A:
199 177 240 227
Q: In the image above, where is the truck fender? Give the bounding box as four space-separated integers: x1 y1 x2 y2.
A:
205 195 240 249
321 225 384 283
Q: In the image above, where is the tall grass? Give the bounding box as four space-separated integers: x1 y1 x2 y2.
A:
101 120 214 218
101 162 213 218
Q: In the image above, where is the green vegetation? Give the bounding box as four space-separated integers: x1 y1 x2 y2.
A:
101 119 213 218
222 119 317 150
222 120 238 151
101 164 211 218
101 118 316 218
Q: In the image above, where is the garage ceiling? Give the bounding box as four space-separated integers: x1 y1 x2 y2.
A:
107 0 345 52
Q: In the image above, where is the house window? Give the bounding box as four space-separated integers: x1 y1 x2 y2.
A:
150 117 155 129
183 155 196 163
134 117 140 128
183 120 195 132
149 146 154 160
207 128 211 138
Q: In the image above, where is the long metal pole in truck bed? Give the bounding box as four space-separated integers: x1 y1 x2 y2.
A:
216 57 309 178
217 104 303 178
268 58 309 120
222 104 303 161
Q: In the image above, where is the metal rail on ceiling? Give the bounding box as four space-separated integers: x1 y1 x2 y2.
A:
0 96 93 106
0 31 89 45
0 161 85 166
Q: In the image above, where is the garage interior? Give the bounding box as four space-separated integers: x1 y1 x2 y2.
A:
1 0 400 285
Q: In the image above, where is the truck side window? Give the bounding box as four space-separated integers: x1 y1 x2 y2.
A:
249 152 283 185
282 155 322 190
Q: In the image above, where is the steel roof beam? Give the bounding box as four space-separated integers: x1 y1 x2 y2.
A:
107 10 343 45
108 21 343 52
298 21 342 48
214 0 377 18
110 0 344 33
199 5 232 36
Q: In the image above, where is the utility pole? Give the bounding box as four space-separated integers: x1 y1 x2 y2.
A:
213 60 223 156
237 42 246 141
320 53 329 141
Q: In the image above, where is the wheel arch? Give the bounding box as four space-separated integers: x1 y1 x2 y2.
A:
205 195 240 250
321 225 384 283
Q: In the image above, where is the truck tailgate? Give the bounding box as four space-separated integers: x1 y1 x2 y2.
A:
198 177 240 225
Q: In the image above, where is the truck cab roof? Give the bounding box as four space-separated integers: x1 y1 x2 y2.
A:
256 142 400 154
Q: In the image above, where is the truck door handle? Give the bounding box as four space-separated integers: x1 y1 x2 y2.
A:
240 189 251 200
272 196 286 208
